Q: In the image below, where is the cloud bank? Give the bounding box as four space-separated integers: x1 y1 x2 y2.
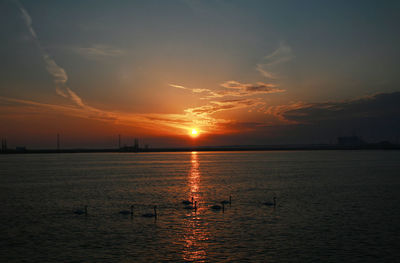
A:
266 92 400 124
260 92 400 143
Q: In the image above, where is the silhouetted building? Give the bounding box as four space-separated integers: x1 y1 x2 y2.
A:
337 136 365 146
118 137 141 152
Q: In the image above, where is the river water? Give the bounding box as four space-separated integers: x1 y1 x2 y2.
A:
1 151 399 262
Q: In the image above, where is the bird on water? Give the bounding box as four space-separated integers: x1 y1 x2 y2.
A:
119 205 134 216
211 202 225 212
221 195 232 206
74 205 87 215
184 201 197 210
182 197 194 205
263 197 277 207
142 205 157 218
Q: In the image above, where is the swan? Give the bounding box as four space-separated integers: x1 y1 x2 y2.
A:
263 197 277 207
221 195 232 205
142 206 157 218
119 205 134 215
211 202 224 212
184 201 197 210
182 197 194 205
74 205 87 215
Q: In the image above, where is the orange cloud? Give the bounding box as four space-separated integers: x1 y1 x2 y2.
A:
185 98 264 116
217 81 284 97
170 80 284 99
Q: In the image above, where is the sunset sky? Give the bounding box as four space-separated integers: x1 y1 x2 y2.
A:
1 0 399 148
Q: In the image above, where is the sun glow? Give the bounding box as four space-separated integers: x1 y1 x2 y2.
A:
191 129 199 137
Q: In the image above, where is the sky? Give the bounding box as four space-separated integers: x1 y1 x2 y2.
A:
0 0 399 148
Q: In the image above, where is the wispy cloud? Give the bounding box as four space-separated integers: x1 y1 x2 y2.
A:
169 84 210 94
256 42 293 79
16 1 99 112
185 98 264 116
73 44 125 59
17 1 37 39
169 84 187 90
17 2 67 86
170 81 284 99
218 81 284 97
42 54 68 85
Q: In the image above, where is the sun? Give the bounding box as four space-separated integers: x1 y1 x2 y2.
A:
190 128 199 137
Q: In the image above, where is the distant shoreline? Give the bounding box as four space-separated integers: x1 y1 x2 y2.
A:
1 144 400 154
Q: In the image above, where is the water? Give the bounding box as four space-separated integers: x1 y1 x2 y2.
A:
0 151 399 262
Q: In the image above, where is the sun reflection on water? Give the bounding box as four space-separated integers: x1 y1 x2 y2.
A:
182 151 209 262
189 151 200 195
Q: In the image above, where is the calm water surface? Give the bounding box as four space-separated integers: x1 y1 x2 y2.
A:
1 151 399 262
